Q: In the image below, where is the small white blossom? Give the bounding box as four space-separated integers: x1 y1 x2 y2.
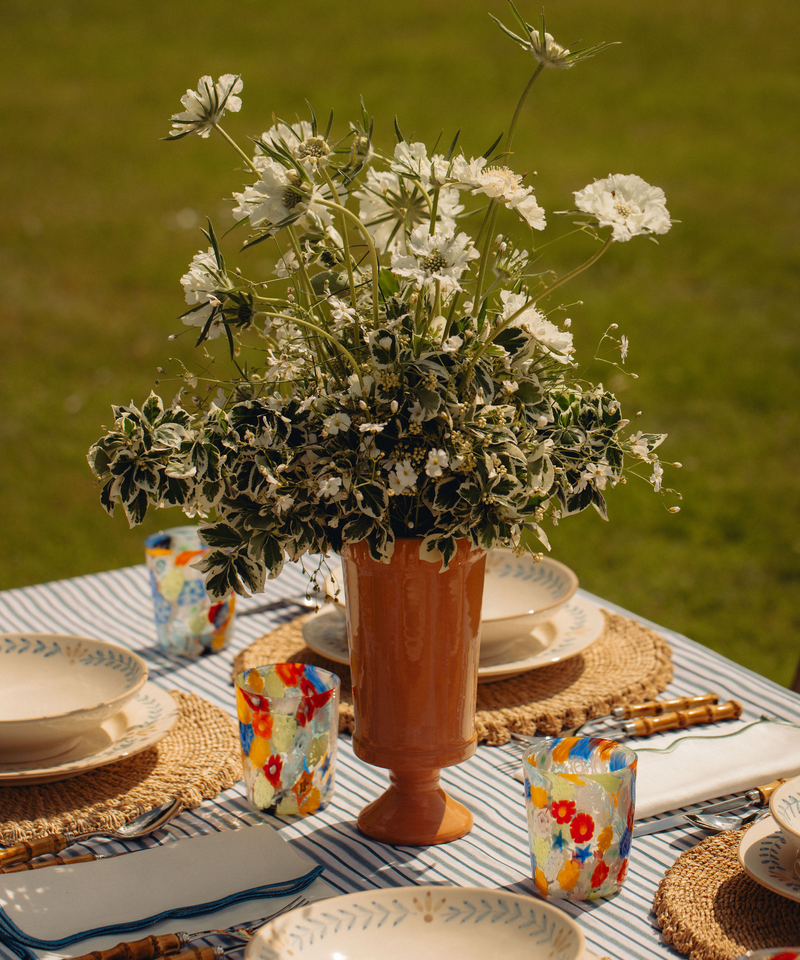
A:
574 174 672 242
273 251 299 278
620 335 629 362
388 459 418 494
168 74 243 139
318 476 342 498
275 494 295 513
576 462 615 491
650 461 664 492
425 448 449 477
359 422 386 434
323 412 351 435
442 335 464 354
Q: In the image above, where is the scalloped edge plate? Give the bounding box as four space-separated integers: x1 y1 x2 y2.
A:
738 813 800 902
0 683 178 785
301 593 605 683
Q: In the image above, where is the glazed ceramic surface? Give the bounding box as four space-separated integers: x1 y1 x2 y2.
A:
770 777 800 853
245 886 585 960
235 664 340 816
738 814 800 902
523 737 637 901
480 552 578 662
302 593 604 683
145 525 236 658
0 683 178 785
0 633 148 761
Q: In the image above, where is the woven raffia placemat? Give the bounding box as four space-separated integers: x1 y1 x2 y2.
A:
653 827 800 958
0 691 242 845
231 608 673 746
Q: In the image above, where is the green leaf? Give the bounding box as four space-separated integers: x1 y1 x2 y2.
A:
199 522 242 550
378 268 400 298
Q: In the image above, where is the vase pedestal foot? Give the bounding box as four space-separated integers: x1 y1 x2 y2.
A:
356 768 473 846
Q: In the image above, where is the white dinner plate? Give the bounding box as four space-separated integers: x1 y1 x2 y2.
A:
0 683 178 785
245 885 585 960
737 813 800 902
301 594 605 683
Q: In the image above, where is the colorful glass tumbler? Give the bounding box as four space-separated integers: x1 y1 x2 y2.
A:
523 736 637 901
235 664 341 817
144 525 236 658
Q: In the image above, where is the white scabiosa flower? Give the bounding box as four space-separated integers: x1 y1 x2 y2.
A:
499 291 574 363
233 159 315 229
353 169 463 256
180 247 230 339
529 28 573 68
257 120 313 155
167 75 243 140
574 174 672 242
450 158 545 231
391 225 479 296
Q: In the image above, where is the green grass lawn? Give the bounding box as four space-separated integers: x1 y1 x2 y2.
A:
2 0 798 685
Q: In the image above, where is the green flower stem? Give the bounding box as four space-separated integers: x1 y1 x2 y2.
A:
318 198 380 323
532 233 615 305
286 227 317 310
262 312 363 388
474 63 545 312
213 123 260 176
505 63 544 156
320 168 358 312
428 185 441 236
433 278 442 324
473 200 500 308
461 234 615 385
443 290 462 339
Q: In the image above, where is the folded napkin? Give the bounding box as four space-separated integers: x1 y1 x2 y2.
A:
0 824 328 960
512 717 800 819
633 716 800 818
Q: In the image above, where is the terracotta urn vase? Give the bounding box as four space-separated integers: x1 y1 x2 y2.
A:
341 537 487 845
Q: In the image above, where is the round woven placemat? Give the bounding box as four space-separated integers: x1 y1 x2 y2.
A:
653 827 800 959
231 609 673 746
0 690 242 845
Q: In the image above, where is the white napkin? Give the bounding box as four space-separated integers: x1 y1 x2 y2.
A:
633 717 800 818
0 823 336 959
512 718 800 819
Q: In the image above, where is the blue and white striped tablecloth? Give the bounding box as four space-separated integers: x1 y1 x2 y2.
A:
1 561 798 959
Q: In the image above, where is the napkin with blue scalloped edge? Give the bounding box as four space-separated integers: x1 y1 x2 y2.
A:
0 823 329 960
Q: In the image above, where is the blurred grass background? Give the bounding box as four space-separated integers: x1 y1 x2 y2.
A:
1 0 798 684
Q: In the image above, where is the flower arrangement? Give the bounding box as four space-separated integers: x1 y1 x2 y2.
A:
88 5 678 599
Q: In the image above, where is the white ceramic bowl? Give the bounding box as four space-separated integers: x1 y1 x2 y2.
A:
480 552 579 664
0 633 148 761
245 886 585 960
770 777 800 853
